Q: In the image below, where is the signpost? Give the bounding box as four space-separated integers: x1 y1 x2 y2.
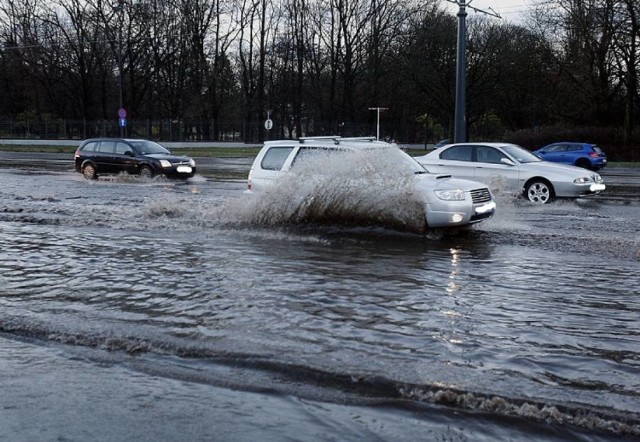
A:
118 108 127 135
264 109 273 140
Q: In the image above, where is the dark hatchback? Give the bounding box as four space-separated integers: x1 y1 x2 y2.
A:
74 138 196 180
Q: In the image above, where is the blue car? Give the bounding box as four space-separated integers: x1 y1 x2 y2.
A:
533 142 607 171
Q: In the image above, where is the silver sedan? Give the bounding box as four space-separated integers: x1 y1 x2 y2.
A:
415 142 606 204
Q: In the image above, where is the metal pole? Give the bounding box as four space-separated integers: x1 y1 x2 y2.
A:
116 0 125 137
368 107 388 140
454 1 467 143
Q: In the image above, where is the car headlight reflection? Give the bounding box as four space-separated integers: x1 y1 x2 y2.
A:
434 189 466 201
159 160 172 168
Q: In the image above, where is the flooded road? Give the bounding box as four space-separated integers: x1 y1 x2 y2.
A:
0 162 639 441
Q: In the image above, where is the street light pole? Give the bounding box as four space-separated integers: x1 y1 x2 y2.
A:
448 1 500 144
454 1 467 144
368 107 388 140
114 0 125 137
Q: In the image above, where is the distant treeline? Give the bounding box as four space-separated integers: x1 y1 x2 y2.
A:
0 0 638 156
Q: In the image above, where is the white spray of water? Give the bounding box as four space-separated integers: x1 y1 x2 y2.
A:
215 149 430 233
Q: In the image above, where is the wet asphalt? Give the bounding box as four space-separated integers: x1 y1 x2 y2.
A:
0 150 638 201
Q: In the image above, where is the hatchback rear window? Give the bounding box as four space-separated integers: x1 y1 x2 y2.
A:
261 146 294 170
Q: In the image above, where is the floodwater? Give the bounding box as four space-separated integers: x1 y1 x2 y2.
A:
0 161 639 441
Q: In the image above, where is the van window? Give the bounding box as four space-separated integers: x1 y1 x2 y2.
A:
261 146 294 171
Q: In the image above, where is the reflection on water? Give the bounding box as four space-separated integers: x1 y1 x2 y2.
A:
0 169 639 438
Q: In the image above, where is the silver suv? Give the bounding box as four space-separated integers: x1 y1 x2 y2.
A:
247 136 496 230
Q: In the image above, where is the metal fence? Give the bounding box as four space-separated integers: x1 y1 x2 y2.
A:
0 118 426 144
0 119 246 142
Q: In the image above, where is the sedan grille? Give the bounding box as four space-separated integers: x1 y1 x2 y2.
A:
470 188 492 204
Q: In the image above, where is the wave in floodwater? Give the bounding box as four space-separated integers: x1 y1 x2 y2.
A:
1 314 638 439
2 168 640 439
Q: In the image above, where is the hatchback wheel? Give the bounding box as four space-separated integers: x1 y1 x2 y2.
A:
575 158 592 170
82 163 97 180
139 165 154 178
525 180 552 204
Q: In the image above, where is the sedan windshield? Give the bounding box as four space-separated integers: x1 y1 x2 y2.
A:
130 140 171 155
501 144 542 164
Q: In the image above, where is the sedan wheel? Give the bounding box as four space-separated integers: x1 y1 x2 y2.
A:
82 163 97 180
525 181 552 204
139 165 154 178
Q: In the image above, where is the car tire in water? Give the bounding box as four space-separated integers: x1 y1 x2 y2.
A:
525 179 553 204
139 165 154 178
82 163 97 180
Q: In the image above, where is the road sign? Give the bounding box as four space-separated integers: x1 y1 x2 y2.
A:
264 119 273 130
118 108 127 119
119 118 127 127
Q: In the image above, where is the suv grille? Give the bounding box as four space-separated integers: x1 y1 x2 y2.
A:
470 188 492 204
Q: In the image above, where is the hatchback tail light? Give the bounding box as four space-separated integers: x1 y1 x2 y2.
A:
588 152 599 158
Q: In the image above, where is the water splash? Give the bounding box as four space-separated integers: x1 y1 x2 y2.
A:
216 149 430 233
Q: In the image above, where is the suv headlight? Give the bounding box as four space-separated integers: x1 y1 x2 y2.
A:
159 160 172 168
434 189 466 201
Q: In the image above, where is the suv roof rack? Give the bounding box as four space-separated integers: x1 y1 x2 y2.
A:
297 136 377 144
298 136 340 144
340 137 377 142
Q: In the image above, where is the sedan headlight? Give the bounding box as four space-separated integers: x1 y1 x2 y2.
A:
189 158 196 167
573 177 593 184
159 160 172 168
434 189 466 201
